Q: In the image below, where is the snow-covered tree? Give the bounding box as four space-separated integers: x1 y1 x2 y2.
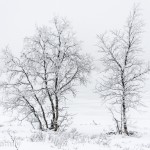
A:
96 6 149 135
1 17 92 131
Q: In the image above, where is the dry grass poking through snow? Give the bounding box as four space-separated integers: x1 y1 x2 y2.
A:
0 125 150 150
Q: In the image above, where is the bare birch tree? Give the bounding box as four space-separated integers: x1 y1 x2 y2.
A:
1 17 92 131
1 49 48 130
96 6 149 135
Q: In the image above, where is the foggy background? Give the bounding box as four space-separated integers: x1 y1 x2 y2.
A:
0 0 150 130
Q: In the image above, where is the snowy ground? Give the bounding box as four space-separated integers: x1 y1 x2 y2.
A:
0 124 150 150
0 92 150 150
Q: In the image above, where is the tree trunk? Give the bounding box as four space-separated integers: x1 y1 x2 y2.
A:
23 70 49 129
36 97 49 129
47 90 55 130
54 94 59 131
121 71 129 135
122 100 128 135
120 104 123 134
22 96 43 130
43 58 56 130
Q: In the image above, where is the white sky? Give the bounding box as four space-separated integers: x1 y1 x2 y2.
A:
0 0 150 125
0 0 150 55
